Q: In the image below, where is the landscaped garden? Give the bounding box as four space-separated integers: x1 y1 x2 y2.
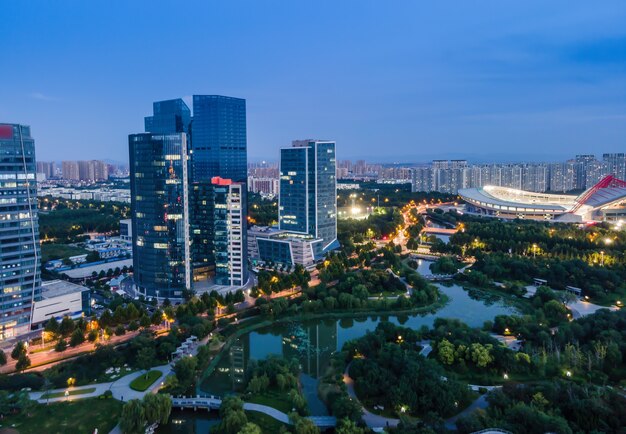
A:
129 370 162 391
0 398 122 434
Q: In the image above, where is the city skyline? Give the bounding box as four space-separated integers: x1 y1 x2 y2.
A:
2 1 625 163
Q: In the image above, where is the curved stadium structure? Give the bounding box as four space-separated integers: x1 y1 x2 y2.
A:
459 175 626 222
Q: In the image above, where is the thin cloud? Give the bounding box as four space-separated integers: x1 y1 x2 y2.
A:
29 92 59 102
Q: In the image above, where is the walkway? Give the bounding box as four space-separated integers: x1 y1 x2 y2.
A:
343 363 400 429
29 364 172 404
170 397 337 427
567 299 618 319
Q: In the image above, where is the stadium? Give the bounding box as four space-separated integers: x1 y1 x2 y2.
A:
458 175 626 222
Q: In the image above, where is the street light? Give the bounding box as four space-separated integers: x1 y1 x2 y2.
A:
600 251 605 267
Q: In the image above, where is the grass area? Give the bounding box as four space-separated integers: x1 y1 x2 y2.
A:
246 410 289 433
129 370 162 391
246 390 292 414
41 387 96 399
41 243 87 264
0 398 122 434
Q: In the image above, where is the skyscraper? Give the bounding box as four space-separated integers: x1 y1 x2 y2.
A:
603 153 626 180
279 140 338 252
62 161 80 181
144 99 191 134
129 132 191 299
0 124 42 341
133 96 249 294
191 95 247 182
212 177 247 286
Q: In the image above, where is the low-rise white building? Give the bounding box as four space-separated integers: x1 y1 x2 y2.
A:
31 280 91 329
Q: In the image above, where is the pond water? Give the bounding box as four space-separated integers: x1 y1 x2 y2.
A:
160 261 518 430
199 282 517 398
156 409 220 434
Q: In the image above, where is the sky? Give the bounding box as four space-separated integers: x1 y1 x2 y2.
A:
1 1 625 164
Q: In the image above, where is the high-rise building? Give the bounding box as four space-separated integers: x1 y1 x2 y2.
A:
36 161 56 180
279 140 338 252
212 177 247 287
129 132 191 299
0 124 42 341
62 161 80 181
144 99 191 134
77 160 109 181
134 96 249 293
191 95 247 182
603 153 626 180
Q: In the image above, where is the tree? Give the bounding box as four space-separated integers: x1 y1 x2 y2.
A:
11 341 27 360
437 339 456 365
69 329 85 347
120 399 146 434
150 309 163 326
59 316 75 337
87 329 99 342
294 417 320 434
44 316 60 338
218 396 248 434
238 422 262 434
99 309 114 328
470 343 493 368
139 314 151 329
136 346 156 374
15 354 31 372
55 339 67 352
0 350 6 366
115 324 126 336
173 356 197 389
142 393 171 425
336 418 366 434
86 250 100 262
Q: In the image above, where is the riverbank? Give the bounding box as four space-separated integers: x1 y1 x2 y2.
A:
198 294 450 391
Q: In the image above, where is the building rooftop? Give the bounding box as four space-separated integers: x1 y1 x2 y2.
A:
41 280 89 298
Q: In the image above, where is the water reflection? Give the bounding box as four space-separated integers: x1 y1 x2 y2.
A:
201 283 517 396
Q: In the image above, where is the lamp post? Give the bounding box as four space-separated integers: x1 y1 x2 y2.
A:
532 243 537 259
600 251 605 267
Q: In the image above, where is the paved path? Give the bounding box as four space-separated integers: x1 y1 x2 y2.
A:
567 299 617 319
29 364 172 404
300 373 330 416
343 363 400 429
445 394 490 430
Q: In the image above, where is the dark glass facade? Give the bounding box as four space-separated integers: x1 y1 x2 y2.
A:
191 95 247 182
279 140 337 252
0 124 41 341
189 181 215 281
129 133 190 299
144 99 191 134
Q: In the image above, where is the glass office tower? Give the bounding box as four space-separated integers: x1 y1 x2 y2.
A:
129 133 190 299
191 95 247 182
0 124 41 341
279 140 338 252
144 99 191 135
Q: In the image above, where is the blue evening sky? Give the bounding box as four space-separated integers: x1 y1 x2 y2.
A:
1 1 625 163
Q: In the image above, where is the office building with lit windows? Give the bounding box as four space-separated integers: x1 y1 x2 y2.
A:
279 140 338 252
129 132 190 299
0 124 42 341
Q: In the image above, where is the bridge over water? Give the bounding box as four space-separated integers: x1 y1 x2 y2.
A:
171 396 337 428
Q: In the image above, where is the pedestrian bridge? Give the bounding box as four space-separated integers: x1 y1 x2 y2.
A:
171 396 337 428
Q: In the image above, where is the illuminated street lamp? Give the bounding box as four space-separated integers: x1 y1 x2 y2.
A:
600 251 605 267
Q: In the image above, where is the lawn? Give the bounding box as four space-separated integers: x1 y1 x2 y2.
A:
41 243 87 264
246 410 289 433
0 398 122 434
129 370 162 391
246 390 292 414
41 387 96 399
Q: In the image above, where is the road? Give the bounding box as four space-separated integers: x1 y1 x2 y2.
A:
0 326 166 374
